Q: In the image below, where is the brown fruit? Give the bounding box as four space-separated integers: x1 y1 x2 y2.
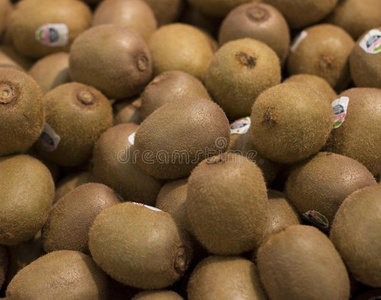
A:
54 171 94 203
143 0 184 26
0 245 7 289
113 97 142 125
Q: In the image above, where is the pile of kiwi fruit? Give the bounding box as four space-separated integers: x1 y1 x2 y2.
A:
1 0 381 299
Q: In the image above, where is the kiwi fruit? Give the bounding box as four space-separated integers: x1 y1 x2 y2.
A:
35 82 113 167
0 246 7 289
0 49 22 70
5 231 44 285
141 70 210 119
283 74 337 100
325 0 381 40
27 149 61 183
132 290 184 300
262 190 300 239
250 82 334 164
0 67 44 156
257 225 350 300
29 52 71 94
0 46 34 71
93 123 163 205
288 24 354 91
0 0 12 43
0 155 54 245
188 256 266 300
286 152 377 227
92 0 157 42
42 183 121 254
205 38 281 120
89 202 190 289
54 171 94 203
219 3 290 64
187 0 256 18
143 0 184 26
70 24 152 100
148 23 214 81
325 88 381 176
228 117 281 186
6 250 108 299
264 0 338 28
8 0 92 58
187 153 269 255
134 97 230 180
349 28 381 89
113 97 142 125
331 184 381 287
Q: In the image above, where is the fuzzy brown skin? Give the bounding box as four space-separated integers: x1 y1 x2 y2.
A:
6 250 109 300
35 82 113 167
325 0 381 40
8 0 92 59
0 46 34 71
70 25 152 100
0 155 54 245
288 24 354 91
350 28 381 89
219 3 290 64
284 74 337 101
0 245 7 289
0 0 12 37
92 123 163 205
92 0 157 42
331 185 381 287
325 88 381 176
113 97 142 125
42 183 121 254
187 153 269 255
143 0 184 26
132 290 184 300
264 0 338 28
257 225 350 300
134 97 230 180
6 231 44 285
141 70 211 119
54 171 94 203
29 52 71 94
286 152 376 225
0 68 44 156
89 202 190 289
148 23 214 81
251 83 334 164
188 256 266 300
205 38 281 120
188 0 257 17
228 129 281 186
262 190 300 239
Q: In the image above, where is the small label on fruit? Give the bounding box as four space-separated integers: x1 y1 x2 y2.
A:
132 202 162 212
128 132 136 145
303 210 329 229
38 123 61 152
35 24 69 47
332 96 349 129
230 117 251 134
290 31 307 52
360 29 381 54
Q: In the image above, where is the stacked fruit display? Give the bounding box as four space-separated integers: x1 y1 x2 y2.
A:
0 0 381 299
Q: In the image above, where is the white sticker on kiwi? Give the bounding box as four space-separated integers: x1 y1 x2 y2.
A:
360 29 381 54
230 117 251 135
332 96 349 129
128 132 136 145
290 31 307 52
38 123 61 152
132 202 162 212
303 210 329 229
35 24 69 47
